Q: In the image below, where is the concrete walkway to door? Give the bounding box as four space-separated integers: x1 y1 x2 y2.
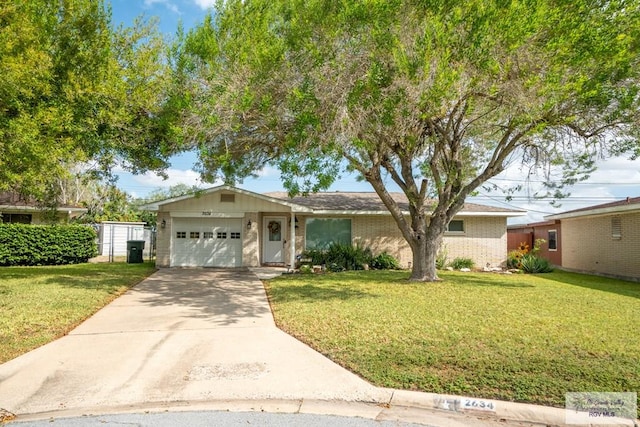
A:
0 269 390 416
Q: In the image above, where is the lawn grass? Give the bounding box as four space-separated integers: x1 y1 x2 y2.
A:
265 270 640 410
0 262 156 364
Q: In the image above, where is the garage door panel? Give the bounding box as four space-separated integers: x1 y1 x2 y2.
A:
171 218 242 267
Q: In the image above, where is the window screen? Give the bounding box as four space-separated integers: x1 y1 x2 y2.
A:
305 218 351 250
447 220 464 232
548 230 557 250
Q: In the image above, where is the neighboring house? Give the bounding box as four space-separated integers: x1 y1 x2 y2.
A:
143 185 525 269
0 192 86 224
544 197 640 282
507 220 562 266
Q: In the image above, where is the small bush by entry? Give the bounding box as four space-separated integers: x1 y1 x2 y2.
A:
301 243 401 271
0 223 98 266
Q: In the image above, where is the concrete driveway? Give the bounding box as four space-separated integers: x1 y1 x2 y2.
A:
1 268 570 427
0 268 390 416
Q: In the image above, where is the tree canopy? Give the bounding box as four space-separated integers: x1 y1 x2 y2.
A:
177 0 640 281
0 0 181 202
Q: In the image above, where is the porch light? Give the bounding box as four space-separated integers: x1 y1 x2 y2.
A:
247 220 252 230
160 219 166 229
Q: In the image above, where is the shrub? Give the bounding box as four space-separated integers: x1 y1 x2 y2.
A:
303 245 402 271
324 243 373 271
370 252 401 270
327 262 344 273
0 224 97 266
300 249 327 265
507 250 525 269
519 254 553 273
436 246 448 270
299 264 313 274
450 257 475 270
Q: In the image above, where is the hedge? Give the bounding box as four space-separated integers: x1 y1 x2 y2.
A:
0 224 98 266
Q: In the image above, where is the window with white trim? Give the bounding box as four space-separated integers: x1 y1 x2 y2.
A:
446 220 464 233
305 218 351 250
176 231 186 239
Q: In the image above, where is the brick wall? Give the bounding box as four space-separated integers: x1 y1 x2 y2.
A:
442 217 508 268
561 212 640 280
352 215 508 269
353 216 411 266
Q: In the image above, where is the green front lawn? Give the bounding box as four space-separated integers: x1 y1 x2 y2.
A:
265 270 640 410
0 262 156 364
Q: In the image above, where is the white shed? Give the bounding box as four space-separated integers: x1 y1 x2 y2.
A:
98 221 148 257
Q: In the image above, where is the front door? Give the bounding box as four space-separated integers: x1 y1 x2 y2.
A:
263 217 286 264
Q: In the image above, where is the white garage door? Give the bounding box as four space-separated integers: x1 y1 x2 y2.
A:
171 218 243 267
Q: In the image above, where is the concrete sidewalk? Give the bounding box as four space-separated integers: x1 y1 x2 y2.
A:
0 268 595 426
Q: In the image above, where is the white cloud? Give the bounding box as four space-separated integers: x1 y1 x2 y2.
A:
475 155 640 225
254 165 280 178
192 0 216 10
123 168 224 199
144 0 180 14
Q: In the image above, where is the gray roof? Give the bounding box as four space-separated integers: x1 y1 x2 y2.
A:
264 191 523 215
545 196 640 220
143 185 524 216
0 192 85 211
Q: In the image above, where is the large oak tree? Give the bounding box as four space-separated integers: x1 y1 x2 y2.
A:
178 0 640 281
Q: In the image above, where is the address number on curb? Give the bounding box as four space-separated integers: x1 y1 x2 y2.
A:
461 398 496 412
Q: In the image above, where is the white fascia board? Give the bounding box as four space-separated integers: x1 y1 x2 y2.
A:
545 203 640 220
454 211 527 218
100 221 146 225
308 210 408 215
308 210 525 217
141 185 314 213
170 211 246 218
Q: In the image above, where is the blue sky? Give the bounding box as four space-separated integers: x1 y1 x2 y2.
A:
108 0 640 224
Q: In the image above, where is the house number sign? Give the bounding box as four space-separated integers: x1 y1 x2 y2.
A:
202 211 212 216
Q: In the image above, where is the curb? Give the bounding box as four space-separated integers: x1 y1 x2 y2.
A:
387 389 639 427
388 389 565 425
8 395 638 427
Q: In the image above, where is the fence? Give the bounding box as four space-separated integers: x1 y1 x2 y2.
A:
96 222 156 262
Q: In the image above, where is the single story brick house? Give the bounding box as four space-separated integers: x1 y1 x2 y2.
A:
544 197 640 281
0 192 86 224
507 220 562 266
144 185 525 269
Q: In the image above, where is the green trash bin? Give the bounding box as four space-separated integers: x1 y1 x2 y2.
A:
126 240 145 263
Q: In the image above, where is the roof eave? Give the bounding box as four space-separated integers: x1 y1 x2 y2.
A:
545 203 640 220
307 210 525 217
0 205 87 213
141 185 314 213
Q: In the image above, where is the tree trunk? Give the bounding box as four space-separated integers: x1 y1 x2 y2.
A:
409 225 443 282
